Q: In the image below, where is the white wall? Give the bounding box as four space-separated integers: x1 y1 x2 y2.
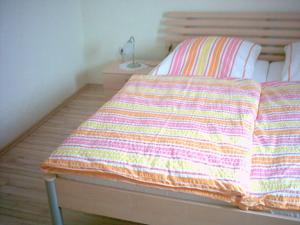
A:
81 0 300 83
0 0 85 149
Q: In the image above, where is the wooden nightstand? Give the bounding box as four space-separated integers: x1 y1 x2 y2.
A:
102 60 159 91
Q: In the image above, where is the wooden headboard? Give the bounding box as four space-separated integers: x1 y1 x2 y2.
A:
162 12 300 61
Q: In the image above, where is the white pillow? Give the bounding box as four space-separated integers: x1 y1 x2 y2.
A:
281 42 300 81
267 61 284 81
252 60 269 83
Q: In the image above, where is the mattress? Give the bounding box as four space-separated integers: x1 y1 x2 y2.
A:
267 61 284 81
59 173 300 219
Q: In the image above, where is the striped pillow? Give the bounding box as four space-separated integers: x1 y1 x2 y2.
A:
281 42 300 81
151 36 261 79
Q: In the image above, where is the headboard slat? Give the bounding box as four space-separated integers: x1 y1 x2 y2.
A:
162 11 300 61
163 19 300 29
259 55 285 61
165 27 300 38
165 12 300 20
165 35 298 46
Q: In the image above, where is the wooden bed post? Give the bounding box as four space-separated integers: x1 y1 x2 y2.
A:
44 174 64 225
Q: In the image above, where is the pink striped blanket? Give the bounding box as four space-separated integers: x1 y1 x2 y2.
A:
42 75 300 212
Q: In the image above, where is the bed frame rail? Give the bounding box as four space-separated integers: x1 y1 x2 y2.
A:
45 175 300 225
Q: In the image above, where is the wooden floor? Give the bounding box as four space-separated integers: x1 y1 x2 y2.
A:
0 84 141 225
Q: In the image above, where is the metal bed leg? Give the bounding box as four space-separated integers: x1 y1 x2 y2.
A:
44 174 64 225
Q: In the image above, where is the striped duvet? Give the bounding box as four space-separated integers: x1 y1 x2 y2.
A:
42 75 300 211
245 82 300 211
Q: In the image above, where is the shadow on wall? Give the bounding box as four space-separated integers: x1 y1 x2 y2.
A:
75 70 89 89
86 64 105 84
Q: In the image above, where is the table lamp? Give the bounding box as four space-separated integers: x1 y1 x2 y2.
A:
120 36 142 69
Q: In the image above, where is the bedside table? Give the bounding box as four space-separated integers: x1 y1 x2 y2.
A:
102 60 159 91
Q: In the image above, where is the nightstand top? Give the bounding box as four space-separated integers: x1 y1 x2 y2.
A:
102 59 160 75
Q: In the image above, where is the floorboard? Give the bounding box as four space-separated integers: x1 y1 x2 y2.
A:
0 84 141 225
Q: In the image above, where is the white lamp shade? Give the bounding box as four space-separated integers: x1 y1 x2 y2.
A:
120 36 142 69
121 42 134 56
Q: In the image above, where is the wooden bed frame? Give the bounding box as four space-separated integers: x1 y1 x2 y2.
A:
44 12 300 225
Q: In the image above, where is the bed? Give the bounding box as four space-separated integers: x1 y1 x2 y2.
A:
42 12 300 225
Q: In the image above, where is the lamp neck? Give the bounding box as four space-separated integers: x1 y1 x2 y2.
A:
132 41 135 64
129 36 135 64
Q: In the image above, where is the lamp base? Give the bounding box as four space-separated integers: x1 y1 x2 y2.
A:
119 61 148 71
126 62 142 69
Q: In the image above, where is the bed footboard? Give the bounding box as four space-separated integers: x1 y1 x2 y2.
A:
44 174 299 225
